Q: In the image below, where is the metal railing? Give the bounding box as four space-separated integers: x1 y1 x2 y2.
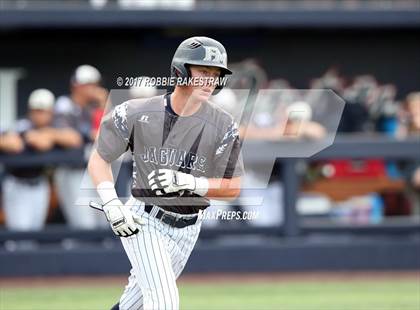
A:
0 134 419 242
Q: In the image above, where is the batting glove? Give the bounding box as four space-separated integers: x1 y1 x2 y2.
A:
102 199 144 237
148 169 209 197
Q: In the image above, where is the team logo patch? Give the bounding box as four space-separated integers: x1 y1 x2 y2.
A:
203 46 227 65
139 115 149 123
215 122 238 155
112 102 129 141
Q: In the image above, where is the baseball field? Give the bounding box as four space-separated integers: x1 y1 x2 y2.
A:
1 272 419 310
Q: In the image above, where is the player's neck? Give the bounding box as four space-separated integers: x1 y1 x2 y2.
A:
171 88 203 117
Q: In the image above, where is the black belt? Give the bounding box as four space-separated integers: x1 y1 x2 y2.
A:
144 205 198 228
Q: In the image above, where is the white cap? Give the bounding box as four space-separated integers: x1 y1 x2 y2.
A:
286 101 312 121
129 77 157 99
28 89 55 110
72 64 101 85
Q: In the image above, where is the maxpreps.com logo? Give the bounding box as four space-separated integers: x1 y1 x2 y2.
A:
203 46 227 66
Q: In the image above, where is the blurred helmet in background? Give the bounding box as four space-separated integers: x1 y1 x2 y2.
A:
28 88 55 110
129 76 158 99
71 64 102 85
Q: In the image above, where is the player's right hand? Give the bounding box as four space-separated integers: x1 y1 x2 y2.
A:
102 199 144 237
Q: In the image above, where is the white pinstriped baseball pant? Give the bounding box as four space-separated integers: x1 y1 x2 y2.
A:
119 197 202 310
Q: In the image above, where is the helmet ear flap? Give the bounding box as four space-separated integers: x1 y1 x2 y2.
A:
171 62 189 79
213 72 227 94
172 66 182 78
184 64 192 78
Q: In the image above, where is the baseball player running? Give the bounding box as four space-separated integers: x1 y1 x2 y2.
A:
88 36 244 310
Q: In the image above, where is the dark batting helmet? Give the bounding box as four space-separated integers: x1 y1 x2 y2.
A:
171 36 232 90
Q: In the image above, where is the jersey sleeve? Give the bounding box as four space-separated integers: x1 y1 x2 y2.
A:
96 102 132 162
213 119 244 179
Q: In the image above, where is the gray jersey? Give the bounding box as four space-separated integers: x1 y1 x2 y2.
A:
97 94 244 214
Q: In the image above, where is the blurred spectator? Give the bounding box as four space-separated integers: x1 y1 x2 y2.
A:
129 76 158 99
0 89 57 230
241 95 327 141
314 71 369 133
283 101 327 139
53 64 108 229
397 92 420 138
398 92 420 215
212 80 329 227
244 94 327 226
372 84 399 135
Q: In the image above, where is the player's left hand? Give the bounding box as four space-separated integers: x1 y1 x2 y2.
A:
148 169 195 196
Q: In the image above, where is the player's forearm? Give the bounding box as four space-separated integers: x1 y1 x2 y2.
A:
88 149 114 186
205 177 241 201
88 149 119 203
0 133 24 153
52 128 83 148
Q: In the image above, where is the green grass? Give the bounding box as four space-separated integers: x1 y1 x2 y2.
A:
1 280 419 310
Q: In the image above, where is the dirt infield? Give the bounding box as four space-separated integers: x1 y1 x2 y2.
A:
1 271 419 288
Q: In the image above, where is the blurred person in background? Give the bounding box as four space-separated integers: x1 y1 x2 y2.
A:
54 64 108 229
283 101 327 139
129 76 158 100
241 91 327 141
213 82 328 227
306 71 415 221
242 93 327 226
397 92 420 138
398 92 420 215
339 73 400 134
315 70 370 133
0 89 78 231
